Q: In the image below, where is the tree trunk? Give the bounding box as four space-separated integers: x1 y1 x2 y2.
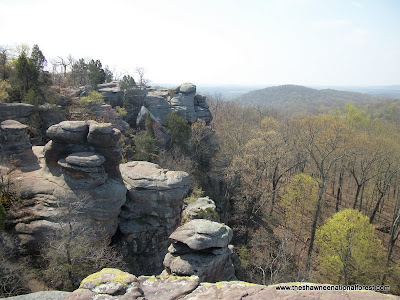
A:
335 170 344 212
353 184 362 209
306 182 325 277
370 192 385 223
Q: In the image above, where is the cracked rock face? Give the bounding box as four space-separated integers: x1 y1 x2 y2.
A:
118 161 190 275
142 83 212 126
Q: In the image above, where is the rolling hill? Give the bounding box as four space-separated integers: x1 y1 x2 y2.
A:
236 85 389 115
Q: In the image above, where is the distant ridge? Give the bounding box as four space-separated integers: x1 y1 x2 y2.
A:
236 84 387 115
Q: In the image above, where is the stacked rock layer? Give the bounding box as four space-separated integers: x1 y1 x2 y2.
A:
118 161 190 275
163 219 236 282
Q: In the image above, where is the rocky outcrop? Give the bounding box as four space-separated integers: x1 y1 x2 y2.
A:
0 103 34 124
163 219 236 282
182 197 219 222
44 120 122 176
5 120 126 252
98 81 124 107
63 268 397 300
136 106 171 148
118 161 190 274
142 83 212 126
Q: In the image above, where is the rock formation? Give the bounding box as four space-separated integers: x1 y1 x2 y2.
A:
97 81 124 107
63 268 397 300
0 120 32 158
5 120 126 251
118 161 190 275
0 103 34 124
163 219 236 282
136 106 171 148
142 83 212 125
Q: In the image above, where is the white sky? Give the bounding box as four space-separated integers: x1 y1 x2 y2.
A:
0 0 399 86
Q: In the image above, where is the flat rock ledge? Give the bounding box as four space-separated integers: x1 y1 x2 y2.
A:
8 268 394 300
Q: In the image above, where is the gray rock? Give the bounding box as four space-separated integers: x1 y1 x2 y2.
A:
65 152 106 167
163 247 232 282
136 106 160 130
136 106 171 148
169 219 233 250
87 121 121 147
0 120 31 154
138 274 199 300
180 83 196 94
98 81 124 107
143 91 172 125
7 132 126 251
142 84 212 125
5 291 70 300
58 158 108 188
46 121 88 144
0 103 34 123
118 161 190 274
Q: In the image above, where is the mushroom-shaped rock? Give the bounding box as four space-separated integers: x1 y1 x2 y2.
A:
0 120 31 153
169 219 233 250
46 121 88 144
65 152 105 167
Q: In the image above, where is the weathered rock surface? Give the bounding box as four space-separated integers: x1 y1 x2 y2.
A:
62 268 398 300
98 81 124 107
0 120 32 154
44 120 122 176
0 103 34 123
46 121 88 144
142 83 212 125
169 219 232 250
4 120 126 252
65 152 106 167
118 161 190 274
5 291 70 300
163 219 235 282
182 197 219 222
136 106 171 148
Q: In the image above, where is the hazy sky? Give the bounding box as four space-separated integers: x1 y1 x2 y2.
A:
0 0 399 86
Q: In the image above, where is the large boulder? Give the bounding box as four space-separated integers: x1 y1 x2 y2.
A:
118 161 190 274
169 219 232 250
163 219 235 282
98 81 124 107
0 103 34 123
0 120 31 154
46 121 88 144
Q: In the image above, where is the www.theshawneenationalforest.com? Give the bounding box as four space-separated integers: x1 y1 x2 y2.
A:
275 284 390 292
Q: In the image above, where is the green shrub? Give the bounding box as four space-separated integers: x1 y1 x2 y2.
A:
80 90 104 106
197 207 219 221
115 106 127 116
184 186 204 204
